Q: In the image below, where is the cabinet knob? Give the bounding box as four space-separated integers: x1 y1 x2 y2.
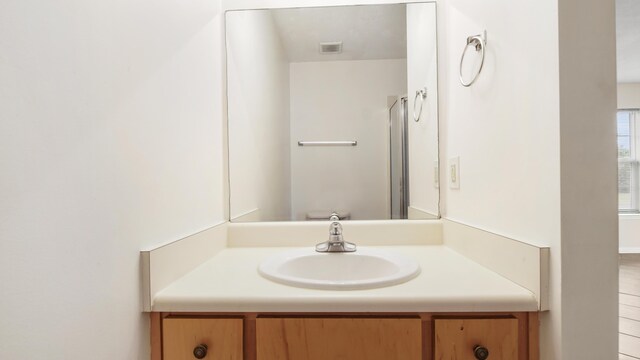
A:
193 344 208 359
473 345 489 360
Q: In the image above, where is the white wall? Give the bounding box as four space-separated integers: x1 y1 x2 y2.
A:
289 59 407 220
406 3 439 217
618 83 640 251
438 0 560 247
0 0 226 359
227 10 291 222
438 0 618 358
557 0 618 357
621 215 640 252
618 83 640 109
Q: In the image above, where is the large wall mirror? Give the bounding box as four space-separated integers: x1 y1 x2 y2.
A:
226 3 439 222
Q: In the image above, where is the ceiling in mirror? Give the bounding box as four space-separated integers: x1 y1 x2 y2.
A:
225 3 439 222
270 6 407 62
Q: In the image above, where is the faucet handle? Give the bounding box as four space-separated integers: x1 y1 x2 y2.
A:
329 221 342 235
329 212 340 221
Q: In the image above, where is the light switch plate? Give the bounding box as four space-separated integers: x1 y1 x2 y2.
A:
449 157 460 189
434 160 439 189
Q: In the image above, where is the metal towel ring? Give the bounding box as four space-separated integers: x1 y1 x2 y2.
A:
459 31 487 87
413 87 427 122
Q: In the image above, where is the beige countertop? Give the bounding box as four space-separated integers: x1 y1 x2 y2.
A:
152 245 538 313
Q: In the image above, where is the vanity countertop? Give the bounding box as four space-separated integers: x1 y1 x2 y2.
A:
152 245 538 313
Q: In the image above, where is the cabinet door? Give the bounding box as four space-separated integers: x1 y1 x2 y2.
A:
163 318 243 360
256 317 422 360
434 318 518 360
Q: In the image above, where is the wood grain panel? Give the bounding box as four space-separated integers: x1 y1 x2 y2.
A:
528 312 540 360
163 318 243 360
620 278 640 296
621 255 640 360
621 333 640 359
151 313 162 360
622 304 640 322
621 294 640 308
620 268 640 279
620 353 639 360
621 317 640 338
434 318 518 360
256 317 422 360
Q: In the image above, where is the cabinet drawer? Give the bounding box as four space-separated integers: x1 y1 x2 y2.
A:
163 318 243 360
256 317 422 360
434 318 518 360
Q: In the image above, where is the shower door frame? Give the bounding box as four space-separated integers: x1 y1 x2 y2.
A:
389 96 410 219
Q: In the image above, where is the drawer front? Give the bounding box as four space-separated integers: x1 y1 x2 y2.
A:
256 317 422 360
434 318 518 360
163 318 243 360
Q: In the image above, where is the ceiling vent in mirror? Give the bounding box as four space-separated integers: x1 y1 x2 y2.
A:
319 41 343 54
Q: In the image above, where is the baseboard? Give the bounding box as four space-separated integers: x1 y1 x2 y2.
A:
620 247 640 254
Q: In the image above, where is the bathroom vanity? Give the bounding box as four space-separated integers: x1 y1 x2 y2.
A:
143 220 547 360
152 312 537 360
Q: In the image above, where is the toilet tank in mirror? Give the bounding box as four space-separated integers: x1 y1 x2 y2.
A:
226 3 439 222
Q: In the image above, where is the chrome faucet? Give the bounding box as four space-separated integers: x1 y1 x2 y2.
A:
315 218 357 253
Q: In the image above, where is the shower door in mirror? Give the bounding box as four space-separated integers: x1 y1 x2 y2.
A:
390 97 409 220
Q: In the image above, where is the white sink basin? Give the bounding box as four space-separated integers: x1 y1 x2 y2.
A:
258 248 421 290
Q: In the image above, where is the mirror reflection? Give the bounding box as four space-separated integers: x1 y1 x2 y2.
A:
226 3 438 222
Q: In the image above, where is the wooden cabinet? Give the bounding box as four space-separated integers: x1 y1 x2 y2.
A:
162 317 243 360
434 318 518 360
256 317 422 360
152 312 538 360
